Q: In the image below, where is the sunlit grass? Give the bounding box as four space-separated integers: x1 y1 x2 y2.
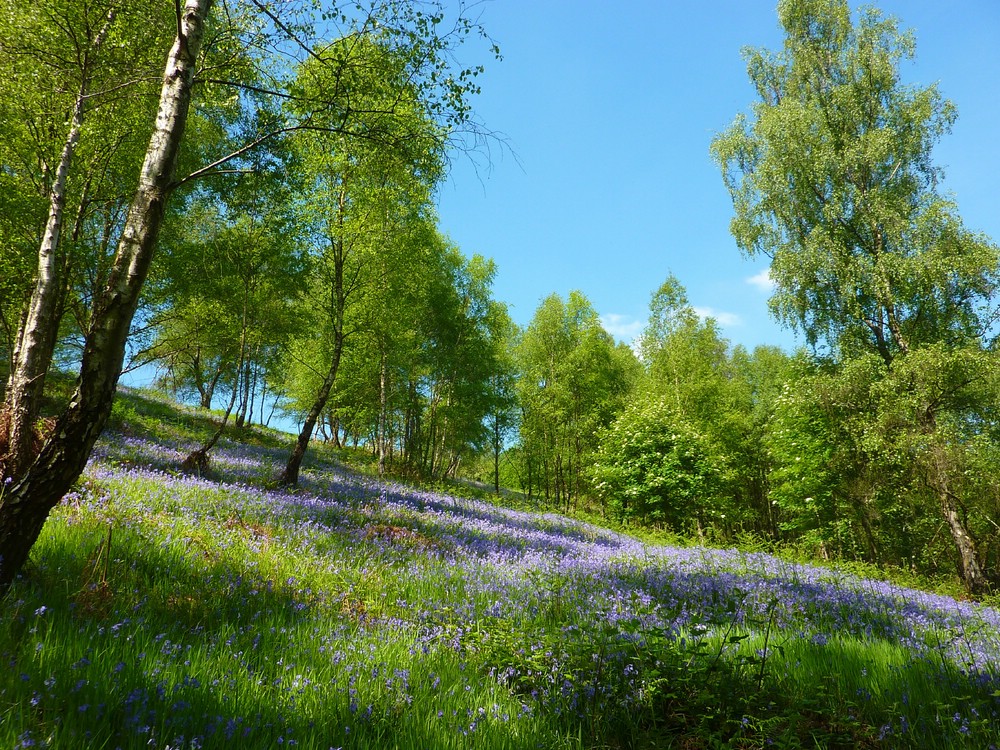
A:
1 389 998 748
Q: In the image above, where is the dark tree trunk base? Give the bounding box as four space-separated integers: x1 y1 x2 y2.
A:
0 410 55 482
278 441 305 487
181 448 211 476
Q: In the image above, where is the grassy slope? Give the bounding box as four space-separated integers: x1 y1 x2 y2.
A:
1 388 999 749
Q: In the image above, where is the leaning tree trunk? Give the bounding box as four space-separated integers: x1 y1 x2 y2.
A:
279 231 347 487
0 0 212 590
181 367 240 475
940 490 987 596
279 212 348 487
929 446 988 596
184 293 250 472
2 8 116 481
279 343 343 486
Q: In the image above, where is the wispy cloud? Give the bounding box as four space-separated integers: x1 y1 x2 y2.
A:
599 313 644 344
693 306 742 327
746 269 775 292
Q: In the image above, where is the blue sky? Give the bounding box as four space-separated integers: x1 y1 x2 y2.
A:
435 0 1000 353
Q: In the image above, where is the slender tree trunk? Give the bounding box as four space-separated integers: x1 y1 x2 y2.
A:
909 401 990 596
279 230 347 485
401 383 417 469
237 352 256 427
928 446 987 596
899 378 990 595
246 359 257 426
492 418 501 494
257 366 267 426
331 413 341 448
940 489 986 595
0 0 212 589
192 348 212 408
422 390 440 474
435 390 453 478
234 366 247 428
378 349 388 477
235 358 251 429
185 288 249 471
183 361 241 474
279 348 342 485
446 452 460 479
203 365 224 409
2 9 116 480
526 455 534 502
264 386 283 428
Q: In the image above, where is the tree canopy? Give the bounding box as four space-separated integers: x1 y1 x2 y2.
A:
2 0 998 599
712 0 999 364
713 0 1000 594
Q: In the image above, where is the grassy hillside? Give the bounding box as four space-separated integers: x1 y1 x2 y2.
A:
2 389 999 749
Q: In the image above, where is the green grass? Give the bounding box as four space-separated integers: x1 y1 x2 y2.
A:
1 388 998 748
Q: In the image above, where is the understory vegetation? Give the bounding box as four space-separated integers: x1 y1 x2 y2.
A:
2 389 999 749
2 0 999 596
2 1 1000 746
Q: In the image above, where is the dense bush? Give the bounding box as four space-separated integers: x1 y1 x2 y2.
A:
592 399 721 530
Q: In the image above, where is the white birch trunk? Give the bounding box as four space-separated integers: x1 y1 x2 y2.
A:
3 8 117 480
0 0 213 588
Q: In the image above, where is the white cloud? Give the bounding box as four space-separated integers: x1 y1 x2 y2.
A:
693 306 742 327
599 313 644 344
746 269 776 292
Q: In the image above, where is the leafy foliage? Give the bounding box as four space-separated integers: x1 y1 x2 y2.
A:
514 292 633 509
713 0 1000 594
713 0 1000 363
4 391 1000 748
593 399 720 530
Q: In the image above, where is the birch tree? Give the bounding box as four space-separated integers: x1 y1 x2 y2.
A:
0 0 172 478
0 0 213 588
713 0 1000 594
278 35 443 486
0 0 496 588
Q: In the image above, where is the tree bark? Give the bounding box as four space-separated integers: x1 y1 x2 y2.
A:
185 289 250 471
279 222 348 486
279 345 342 486
929 447 987 596
2 8 116 481
940 491 986 596
377 350 388 476
0 0 212 589
492 417 501 494
330 413 341 448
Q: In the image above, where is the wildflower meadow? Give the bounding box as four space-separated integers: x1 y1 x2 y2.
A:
1 391 999 748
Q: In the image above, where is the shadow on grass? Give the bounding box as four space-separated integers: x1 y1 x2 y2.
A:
2 515 543 749
108 387 289 451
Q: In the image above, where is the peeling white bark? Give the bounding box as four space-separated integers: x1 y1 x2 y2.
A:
0 0 214 588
